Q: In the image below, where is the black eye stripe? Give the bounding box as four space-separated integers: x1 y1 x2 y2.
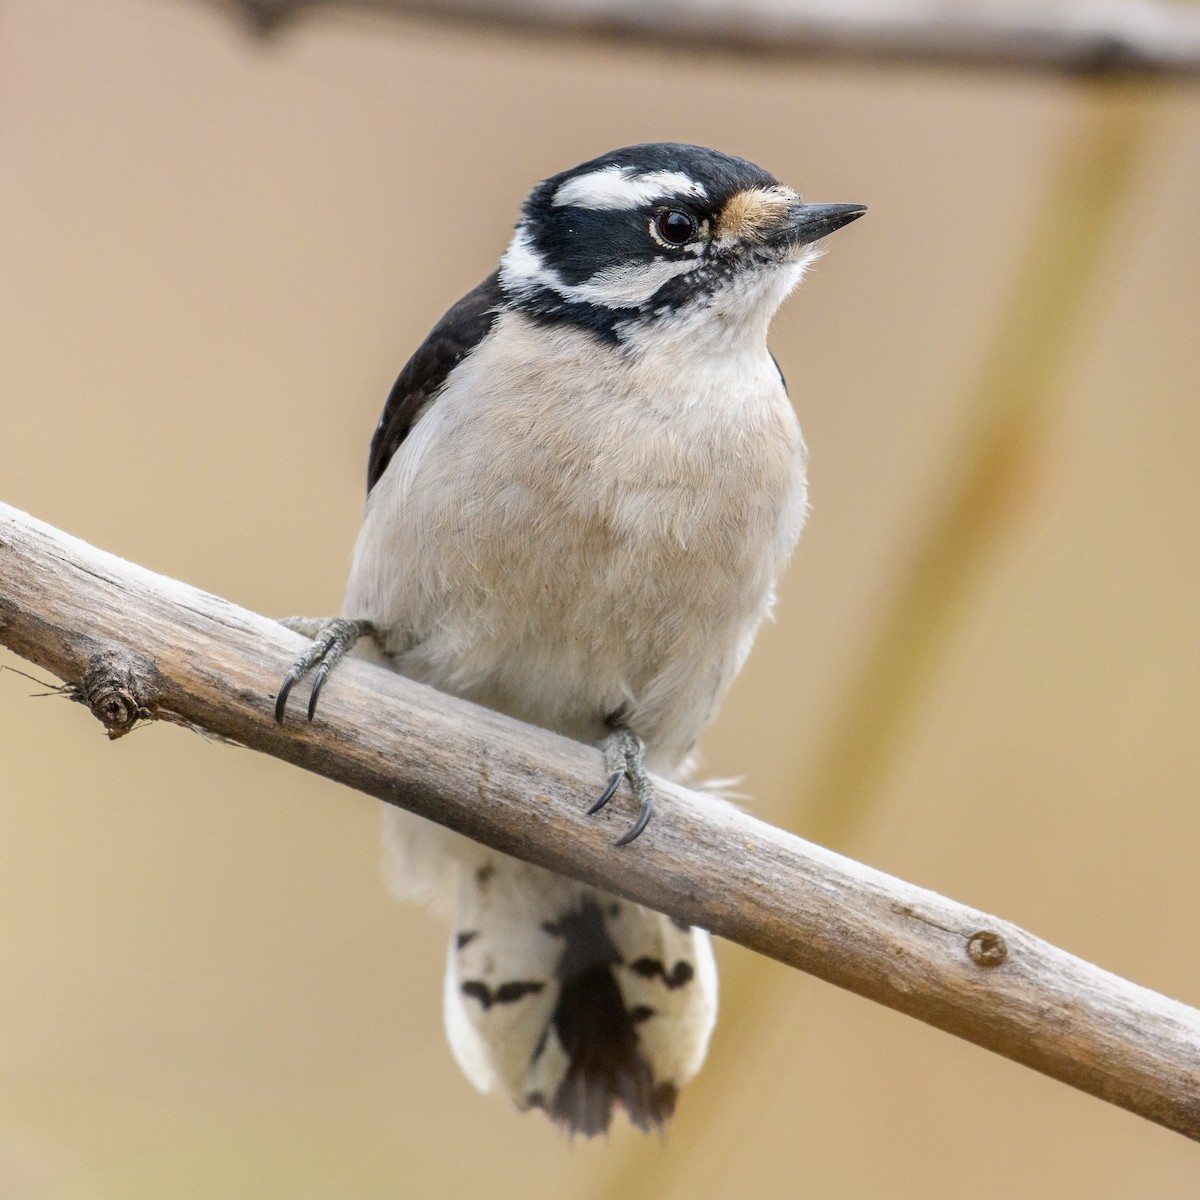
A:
530 208 662 285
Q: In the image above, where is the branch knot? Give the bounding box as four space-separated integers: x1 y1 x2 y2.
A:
967 930 1009 968
78 650 156 738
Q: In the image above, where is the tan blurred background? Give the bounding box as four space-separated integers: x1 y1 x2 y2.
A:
2 0 1199 1195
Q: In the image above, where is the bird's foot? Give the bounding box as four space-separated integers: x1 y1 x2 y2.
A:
589 722 654 846
274 617 374 722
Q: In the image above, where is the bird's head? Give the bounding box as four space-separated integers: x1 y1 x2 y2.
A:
498 143 865 355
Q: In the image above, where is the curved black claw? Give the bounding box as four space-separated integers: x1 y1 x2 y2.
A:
588 772 623 816
274 617 373 724
274 671 300 724
615 794 653 847
593 724 655 845
307 660 334 721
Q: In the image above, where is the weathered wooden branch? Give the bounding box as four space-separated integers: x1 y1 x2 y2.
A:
217 0 1200 78
1 499 1199 1138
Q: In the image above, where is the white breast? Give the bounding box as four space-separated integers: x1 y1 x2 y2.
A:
344 311 807 773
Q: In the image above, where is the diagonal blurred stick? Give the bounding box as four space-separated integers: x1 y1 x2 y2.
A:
803 82 1154 847
607 83 1162 1197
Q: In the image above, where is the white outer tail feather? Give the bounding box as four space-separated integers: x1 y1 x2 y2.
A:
384 806 719 1134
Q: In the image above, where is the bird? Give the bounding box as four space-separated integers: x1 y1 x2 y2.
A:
274 143 864 1136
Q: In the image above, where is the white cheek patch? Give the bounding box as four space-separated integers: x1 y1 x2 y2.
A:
552 167 706 210
616 252 818 354
564 257 699 308
499 228 559 294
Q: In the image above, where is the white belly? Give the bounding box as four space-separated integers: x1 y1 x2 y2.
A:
344 313 807 772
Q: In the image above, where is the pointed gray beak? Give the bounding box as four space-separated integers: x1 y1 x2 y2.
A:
786 202 867 246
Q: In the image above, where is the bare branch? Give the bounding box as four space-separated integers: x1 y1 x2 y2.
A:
1 499 1199 1138
215 0 1200 78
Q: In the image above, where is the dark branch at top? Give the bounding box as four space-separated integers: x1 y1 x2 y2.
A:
213 0 1200 78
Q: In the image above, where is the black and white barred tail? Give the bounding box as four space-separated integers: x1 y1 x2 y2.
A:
385 810 717 1136
445 856 717 1136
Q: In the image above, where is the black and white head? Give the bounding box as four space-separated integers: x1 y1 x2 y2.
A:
498 142 865 353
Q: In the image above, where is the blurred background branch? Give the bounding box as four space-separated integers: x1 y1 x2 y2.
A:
213 0 1200 76
801 85 1153 850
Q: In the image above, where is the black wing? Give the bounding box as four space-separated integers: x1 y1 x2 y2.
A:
366 271 504 493
769 350 787 393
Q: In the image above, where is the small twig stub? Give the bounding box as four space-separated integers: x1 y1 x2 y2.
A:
78 650 157 738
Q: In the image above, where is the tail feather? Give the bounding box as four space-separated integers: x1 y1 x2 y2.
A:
443 853 717 1136
541 898 674 1134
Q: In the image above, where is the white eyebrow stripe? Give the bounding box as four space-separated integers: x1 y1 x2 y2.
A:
552 167 707 210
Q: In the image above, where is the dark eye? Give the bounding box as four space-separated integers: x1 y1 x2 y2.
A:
652 209 698 247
